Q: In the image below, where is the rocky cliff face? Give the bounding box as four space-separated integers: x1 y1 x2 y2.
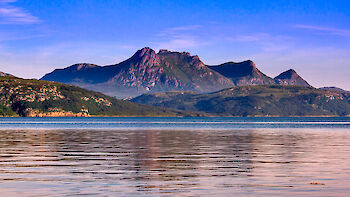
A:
41 47 312 98
274 69 311 87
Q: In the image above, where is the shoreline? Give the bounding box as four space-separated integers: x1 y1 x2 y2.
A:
0 115 349 118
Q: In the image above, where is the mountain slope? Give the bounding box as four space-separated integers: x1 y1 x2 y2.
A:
208 60 275 86
0 76 188 117
131 85 350 117
274 69 311 87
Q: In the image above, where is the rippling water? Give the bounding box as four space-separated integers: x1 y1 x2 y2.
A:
1 117 350 130
0 117 350 196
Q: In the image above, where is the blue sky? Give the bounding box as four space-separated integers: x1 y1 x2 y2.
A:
0 0 350 89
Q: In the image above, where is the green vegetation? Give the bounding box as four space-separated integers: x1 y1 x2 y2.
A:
0 76 190 117
0 104 17 117
131 85 350 117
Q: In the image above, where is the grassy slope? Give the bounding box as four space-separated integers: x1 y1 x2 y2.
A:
131 85 350 116
0 76 190 117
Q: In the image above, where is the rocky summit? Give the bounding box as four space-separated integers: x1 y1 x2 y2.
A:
42 47 311 98
274 69 311 87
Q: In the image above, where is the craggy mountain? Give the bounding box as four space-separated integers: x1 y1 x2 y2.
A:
131 85 350 117
41 47 311 98
0 76 190 117
274 69 311 87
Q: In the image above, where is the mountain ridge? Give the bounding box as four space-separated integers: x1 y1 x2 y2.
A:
41 47 312 98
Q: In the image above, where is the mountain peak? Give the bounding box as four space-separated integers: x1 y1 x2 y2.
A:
275 69 298 79
128 47 159 67
134 47 156 58
274 69 311 87
287 68 296 73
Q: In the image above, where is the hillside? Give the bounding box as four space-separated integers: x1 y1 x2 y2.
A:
131 85 350 117
41 47 311 98
0 76 189 117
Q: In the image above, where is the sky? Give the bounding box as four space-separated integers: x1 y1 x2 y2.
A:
0 0 350 89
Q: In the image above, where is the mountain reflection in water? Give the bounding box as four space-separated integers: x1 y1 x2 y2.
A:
0 129 350 196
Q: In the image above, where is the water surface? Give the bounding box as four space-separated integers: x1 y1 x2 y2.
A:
0 117 349 196
0 117 349 130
